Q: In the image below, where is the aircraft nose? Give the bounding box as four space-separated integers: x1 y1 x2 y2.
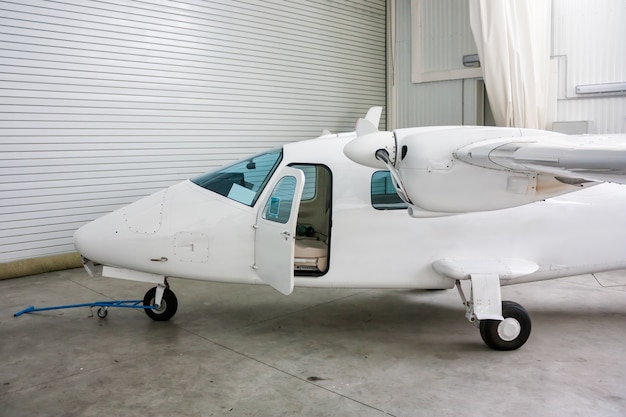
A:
343 130 395 169
74 188 167 265
73 208 129 267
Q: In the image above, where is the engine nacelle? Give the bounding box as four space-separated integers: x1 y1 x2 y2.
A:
394 126 592 213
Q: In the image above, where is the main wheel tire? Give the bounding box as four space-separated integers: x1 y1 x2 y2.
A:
479 301 531 351
143 287 178 322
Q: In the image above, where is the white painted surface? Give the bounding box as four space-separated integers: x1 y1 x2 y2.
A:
74 131 626 292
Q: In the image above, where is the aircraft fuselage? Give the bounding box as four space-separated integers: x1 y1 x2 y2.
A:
74 134 626 291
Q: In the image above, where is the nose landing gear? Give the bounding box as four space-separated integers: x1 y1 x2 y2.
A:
143 286 178 321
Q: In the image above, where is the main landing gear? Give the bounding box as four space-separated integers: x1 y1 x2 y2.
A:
456 280 532 351
478 301 531 350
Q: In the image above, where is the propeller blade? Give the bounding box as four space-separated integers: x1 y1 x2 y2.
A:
356 117 378 137
364 106 383 129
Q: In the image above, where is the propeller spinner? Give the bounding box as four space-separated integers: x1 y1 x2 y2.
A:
343 123 413 205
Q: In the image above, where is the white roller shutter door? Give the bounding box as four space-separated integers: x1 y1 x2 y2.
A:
0 0 386 262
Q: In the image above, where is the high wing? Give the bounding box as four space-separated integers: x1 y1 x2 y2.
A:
344 125 626 214
455 134 626 185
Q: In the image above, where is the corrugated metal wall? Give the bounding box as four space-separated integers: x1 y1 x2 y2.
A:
0 0 386 263
392 0 478 128
419 1 475 73
552 0 626 133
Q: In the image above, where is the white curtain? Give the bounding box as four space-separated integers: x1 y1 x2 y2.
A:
469 0 555 129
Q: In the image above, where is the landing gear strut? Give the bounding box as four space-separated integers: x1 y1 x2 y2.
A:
456 279 532 351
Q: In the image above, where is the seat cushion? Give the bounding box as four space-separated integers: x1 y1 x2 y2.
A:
294 239 327 257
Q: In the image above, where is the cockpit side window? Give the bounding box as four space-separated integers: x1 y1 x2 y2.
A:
371 171 409 210
191 148 282 206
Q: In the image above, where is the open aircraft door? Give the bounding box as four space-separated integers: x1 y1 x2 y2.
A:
254 167 305 295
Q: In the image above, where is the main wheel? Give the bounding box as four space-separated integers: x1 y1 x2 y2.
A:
143 287 178 322
479 301 531 351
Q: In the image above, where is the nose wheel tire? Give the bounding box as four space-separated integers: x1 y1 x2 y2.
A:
479 301 531 351
143 287 178 322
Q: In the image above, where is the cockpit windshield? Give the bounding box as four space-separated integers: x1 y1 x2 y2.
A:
191 148 283 206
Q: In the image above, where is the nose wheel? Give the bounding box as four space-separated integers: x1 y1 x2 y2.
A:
143 286 178 321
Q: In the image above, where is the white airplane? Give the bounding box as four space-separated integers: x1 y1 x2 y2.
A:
72 107 626 351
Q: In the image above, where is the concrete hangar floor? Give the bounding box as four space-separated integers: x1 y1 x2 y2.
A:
1 267 625 417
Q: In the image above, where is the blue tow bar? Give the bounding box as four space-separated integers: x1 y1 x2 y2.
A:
14 300 155 317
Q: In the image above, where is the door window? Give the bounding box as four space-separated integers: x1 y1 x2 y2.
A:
262 176 297 224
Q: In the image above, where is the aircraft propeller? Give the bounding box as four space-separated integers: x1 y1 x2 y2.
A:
343 119 413 205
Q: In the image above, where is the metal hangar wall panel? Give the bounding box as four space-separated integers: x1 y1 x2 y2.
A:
0 0 386 262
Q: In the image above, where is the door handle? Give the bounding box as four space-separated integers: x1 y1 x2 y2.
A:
280 231 292 240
